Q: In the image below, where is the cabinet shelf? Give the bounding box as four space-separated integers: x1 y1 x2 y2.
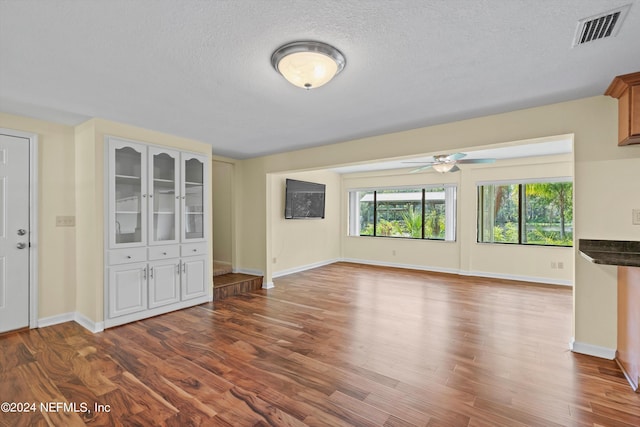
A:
154 178 175 183
116 174 141 181
116 211 141 214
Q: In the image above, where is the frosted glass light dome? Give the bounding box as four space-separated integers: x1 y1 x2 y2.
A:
271 41 345 90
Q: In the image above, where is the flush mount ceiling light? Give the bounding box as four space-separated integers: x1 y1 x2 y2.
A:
271 41 346 89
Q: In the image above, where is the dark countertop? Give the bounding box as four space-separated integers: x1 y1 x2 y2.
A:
579 239 640 268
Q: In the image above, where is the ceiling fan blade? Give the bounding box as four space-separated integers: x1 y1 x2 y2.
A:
448 153 467 161
449 165 460 172
455 158 496 164
402 161 435 164
409 164 433 173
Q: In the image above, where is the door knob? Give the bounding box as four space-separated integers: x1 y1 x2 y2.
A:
17 229 26 236
16 242 27 249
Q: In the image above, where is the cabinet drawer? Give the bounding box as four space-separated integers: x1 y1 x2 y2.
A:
108 247 147 265
181 242 208 257
148 245 180 261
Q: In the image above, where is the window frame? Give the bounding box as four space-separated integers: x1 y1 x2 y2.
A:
348 184 457 242
476 177 573 247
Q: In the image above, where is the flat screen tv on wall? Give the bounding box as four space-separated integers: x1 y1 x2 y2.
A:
284 179 326 219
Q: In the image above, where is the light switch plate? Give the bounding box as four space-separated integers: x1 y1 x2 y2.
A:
633 209 640 225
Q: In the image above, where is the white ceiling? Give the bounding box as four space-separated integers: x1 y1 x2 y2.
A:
1 1 639 160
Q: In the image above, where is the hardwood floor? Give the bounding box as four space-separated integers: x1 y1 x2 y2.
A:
1 262 639 426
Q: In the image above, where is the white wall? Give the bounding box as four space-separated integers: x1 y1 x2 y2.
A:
462 153 573 284
269 170 341 280
342 151 574 285
0 113 78 321
212 160 233 265
3 95 638 358
235 96 640 357
342 164 462 273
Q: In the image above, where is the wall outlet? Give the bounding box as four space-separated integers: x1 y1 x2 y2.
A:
558 262 564 269
56 216 75 227
633 209 640 225
551 261 557 269
392 249 396 256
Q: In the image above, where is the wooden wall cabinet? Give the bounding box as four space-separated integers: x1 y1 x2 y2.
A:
605 71 640 146
617 266 640 392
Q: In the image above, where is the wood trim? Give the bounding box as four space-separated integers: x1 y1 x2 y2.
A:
631 85 640 138
618 266 640 392
605 71 640 98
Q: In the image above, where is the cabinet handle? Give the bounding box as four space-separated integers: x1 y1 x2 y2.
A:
150 267 154 278
143 267 147 279
183 262 186 274
142 194 147 198
162 252 167 255
126 255 132 259
149 194 153 198
176 263 180 274
192 249 197 252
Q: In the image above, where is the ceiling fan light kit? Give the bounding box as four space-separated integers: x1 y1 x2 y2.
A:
432 162 456 173
406 153 496 173
271 41 346 89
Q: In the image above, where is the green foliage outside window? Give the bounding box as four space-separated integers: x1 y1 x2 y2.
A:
478 181 573 247
353 186 455 241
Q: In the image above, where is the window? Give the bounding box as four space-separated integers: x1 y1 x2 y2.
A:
348 185 457 241
477 180 573 246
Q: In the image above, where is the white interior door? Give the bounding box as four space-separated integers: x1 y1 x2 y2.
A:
0 133 30 333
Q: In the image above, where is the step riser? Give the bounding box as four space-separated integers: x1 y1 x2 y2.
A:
213 278 262 300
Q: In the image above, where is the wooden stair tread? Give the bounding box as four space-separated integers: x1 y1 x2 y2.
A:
213 273 263 300
214 273 260 287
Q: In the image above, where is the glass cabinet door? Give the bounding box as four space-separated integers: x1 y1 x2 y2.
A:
149 148 179 245
111 142 147 247
182 155 205 241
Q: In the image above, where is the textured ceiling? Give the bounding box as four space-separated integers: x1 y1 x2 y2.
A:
1 0 639 159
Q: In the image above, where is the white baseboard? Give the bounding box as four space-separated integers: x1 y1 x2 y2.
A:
570 338 616 360
38 312 104 333
74 312 104 333
272 258 341 279
461 270 573 287
38 312 75 328
341 258 461 275
262 282 275 289
270 258 571 287
235 267 264 276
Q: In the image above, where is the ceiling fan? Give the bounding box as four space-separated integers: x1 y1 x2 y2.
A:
404 153 496 173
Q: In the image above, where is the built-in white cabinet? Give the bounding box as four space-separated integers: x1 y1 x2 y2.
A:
108 262 147 318
182 255 207 299
105 136 210 328
149 147 180 246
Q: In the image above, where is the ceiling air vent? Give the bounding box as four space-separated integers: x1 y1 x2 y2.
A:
572 4 631 47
